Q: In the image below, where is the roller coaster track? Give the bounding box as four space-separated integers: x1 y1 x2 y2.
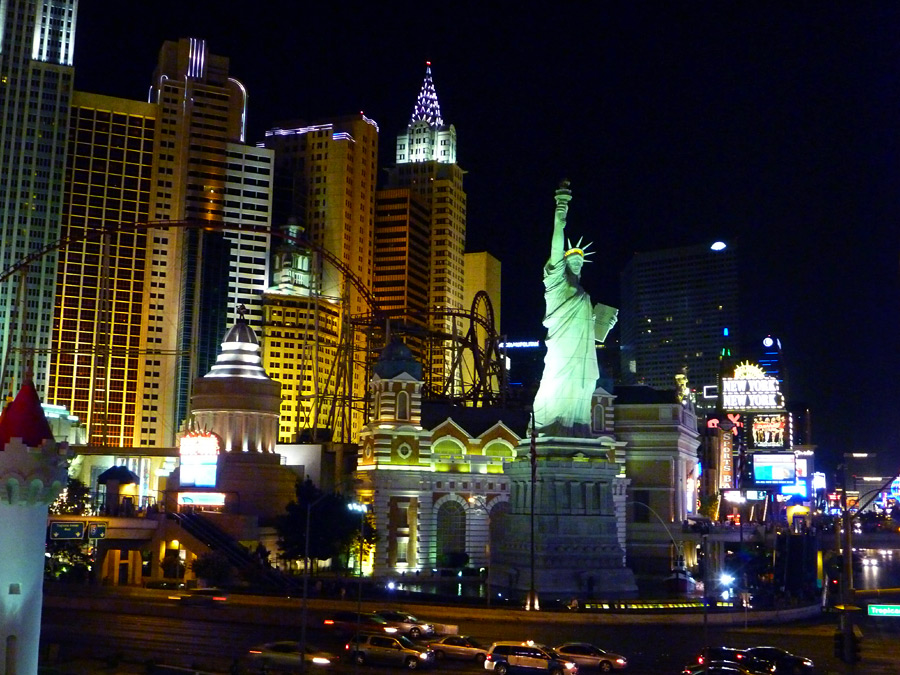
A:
2 219 507 409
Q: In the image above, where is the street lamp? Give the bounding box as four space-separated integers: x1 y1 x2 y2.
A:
836 452 888 663
526 409 539 611
348 500 367 675
468 496 493 607
299 493 329 673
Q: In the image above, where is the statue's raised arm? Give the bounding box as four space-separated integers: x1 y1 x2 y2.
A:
530 181 616 438
548 180 572 267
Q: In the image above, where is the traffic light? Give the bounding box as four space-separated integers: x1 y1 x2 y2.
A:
833 632 843 658
851 630 863 662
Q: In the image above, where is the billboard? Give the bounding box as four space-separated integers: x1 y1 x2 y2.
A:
748 413 790 450
179 431 221 488
719 428 734 490
751 453 797 486
721 362 785 411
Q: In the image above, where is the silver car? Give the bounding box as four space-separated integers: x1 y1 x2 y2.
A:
553 644 627 672
427 635 488 663
373 609 435 638
246 641 339 670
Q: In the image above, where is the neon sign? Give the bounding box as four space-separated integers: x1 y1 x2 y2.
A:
719 429 734 490
708 413 743 435
721 362 785 411
178 492 226 507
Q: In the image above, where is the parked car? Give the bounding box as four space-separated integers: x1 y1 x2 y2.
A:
373 609 435 638
554 643 627 671
427 635 488 663
246 641 339 670
484 641 578 675
742 647 814 674
344 632 434 669
322 611 398 635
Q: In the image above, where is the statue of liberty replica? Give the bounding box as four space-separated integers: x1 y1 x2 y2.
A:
531 180 619 437
493 182 636 607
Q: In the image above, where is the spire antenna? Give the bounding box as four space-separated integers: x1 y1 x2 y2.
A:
410 62 444 128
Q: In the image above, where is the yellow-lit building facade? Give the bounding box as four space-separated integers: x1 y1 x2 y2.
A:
357 342 521 578
49 92 156 447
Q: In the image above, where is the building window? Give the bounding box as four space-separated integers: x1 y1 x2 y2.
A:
397 391 410 421
436 501 466 567
592 404 605 432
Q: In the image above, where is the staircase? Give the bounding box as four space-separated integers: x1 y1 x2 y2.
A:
167 511 300 594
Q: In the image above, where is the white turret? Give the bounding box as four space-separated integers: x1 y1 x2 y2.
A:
0 379 69 675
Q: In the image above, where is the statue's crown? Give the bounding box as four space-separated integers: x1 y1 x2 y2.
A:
565 237 594 261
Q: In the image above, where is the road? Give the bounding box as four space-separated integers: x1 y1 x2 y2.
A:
39 585 900 674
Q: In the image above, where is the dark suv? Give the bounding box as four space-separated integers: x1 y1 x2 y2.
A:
485 642 578 675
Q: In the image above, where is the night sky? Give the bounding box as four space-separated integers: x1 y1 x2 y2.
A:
74 2 900 474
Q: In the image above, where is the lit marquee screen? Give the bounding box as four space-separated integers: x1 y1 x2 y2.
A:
751 453 797 486
179 432 220 488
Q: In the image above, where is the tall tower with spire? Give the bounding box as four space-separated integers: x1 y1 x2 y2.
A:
385 63 467 396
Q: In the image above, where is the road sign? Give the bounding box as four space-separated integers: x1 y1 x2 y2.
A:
87 521 108 539
869 604 900 617
49 522 84 540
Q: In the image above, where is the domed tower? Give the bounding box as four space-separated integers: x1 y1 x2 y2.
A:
167 315 296 521
0 379 68 675
190 315 281 454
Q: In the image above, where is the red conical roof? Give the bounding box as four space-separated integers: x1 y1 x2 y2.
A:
0 379 54 449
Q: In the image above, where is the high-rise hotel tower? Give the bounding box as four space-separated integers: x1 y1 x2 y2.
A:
0 0 77 399
619 241 740 398
262 115 379 442
141 38 273 445
47 38 273 448
385 63 466 396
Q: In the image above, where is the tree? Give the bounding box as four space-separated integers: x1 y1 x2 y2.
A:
190 551 234 587
277 478 377 572
46 477 94 581
698 494 718 520
49 477 92 515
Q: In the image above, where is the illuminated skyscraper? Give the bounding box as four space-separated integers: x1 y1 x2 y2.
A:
262 222 340 443
143 38 273 446
49 93 156 447
262 115 379 441
373 187 431 331
619 241 740 397
386 63 467 396
0 0 77 398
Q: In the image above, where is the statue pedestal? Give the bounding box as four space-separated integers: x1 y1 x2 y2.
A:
493 436 637 603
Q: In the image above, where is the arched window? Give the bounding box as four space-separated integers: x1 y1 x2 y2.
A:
489 501 510 544
592 403 605 432
436 501 466 567
374 391 381 420
397 390 410 421
483 442 513 458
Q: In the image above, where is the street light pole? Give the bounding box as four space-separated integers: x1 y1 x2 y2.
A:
837 452 881 664
348 501 367 675
299 493 329 674
527 410 539 611
468 496 492 607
